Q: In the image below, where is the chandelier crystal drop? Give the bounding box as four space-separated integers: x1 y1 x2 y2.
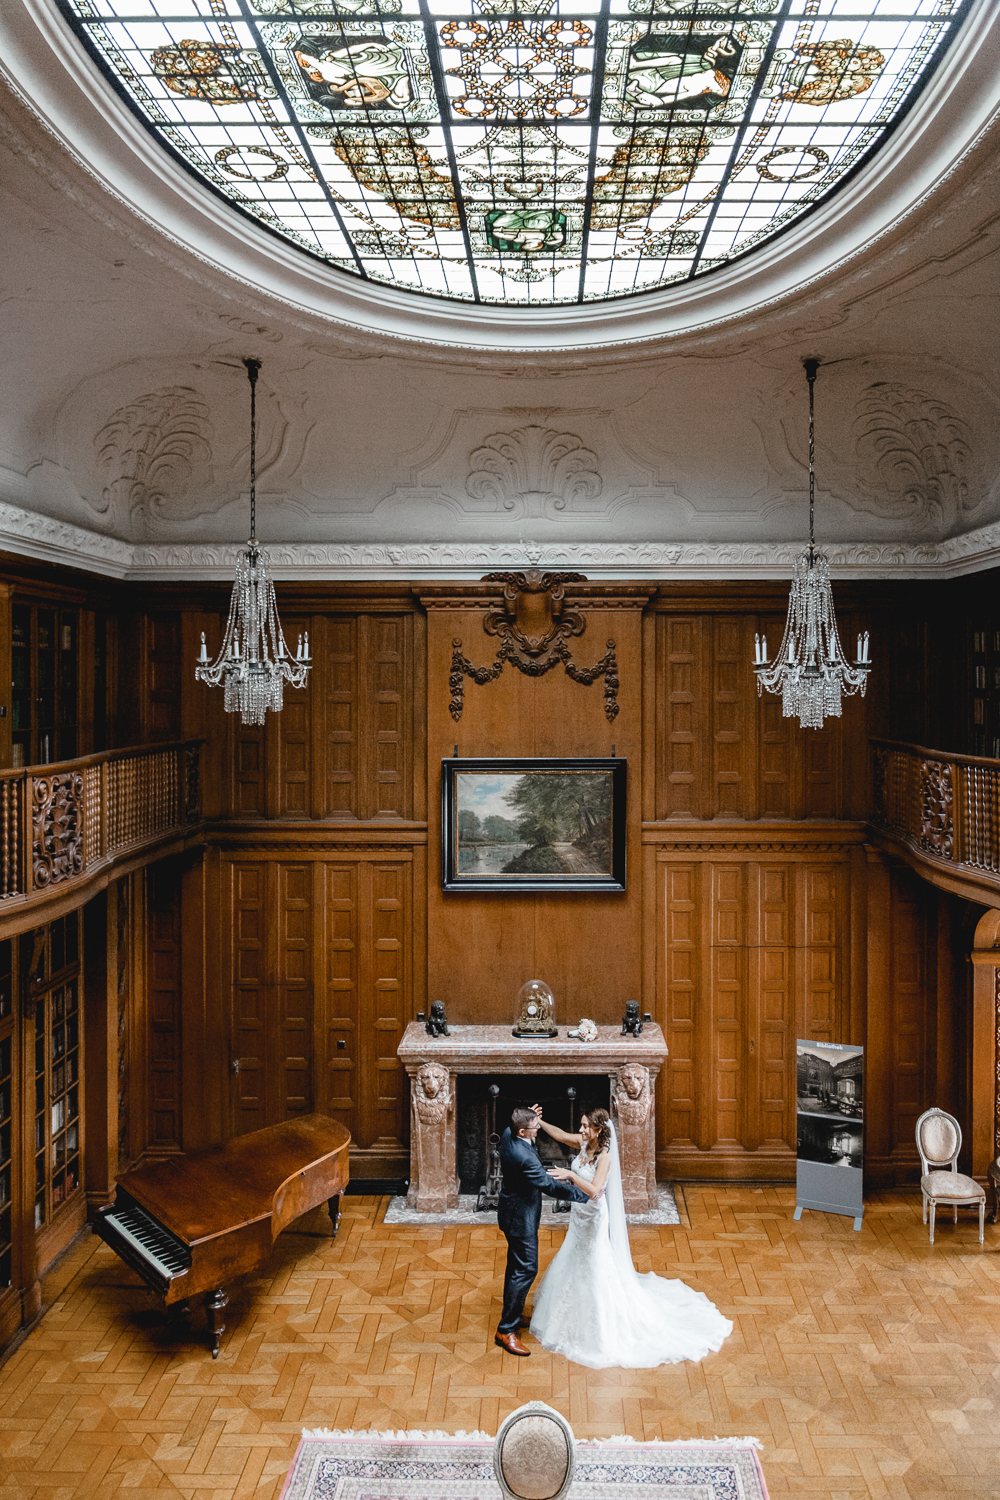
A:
194 358 311 726
753 360 871 731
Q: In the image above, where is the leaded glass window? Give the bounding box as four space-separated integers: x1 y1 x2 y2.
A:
56 2 974 305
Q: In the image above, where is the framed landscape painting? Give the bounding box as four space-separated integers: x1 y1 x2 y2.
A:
441 757 626 892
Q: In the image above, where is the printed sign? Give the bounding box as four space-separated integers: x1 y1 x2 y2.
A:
794 1040 864 1230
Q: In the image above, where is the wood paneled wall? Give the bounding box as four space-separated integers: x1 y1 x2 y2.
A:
0 562 995 1316
118 580 997 1187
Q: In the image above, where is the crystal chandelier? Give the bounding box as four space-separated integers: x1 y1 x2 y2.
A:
753 359 871 730
195 358 310 725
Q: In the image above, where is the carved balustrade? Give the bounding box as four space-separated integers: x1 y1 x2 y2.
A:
0 741 202 907
870 739 1000 892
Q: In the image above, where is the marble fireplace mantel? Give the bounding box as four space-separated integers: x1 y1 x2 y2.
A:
397 1023 668 1214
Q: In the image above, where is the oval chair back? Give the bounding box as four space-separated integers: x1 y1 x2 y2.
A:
915 1107 961 1176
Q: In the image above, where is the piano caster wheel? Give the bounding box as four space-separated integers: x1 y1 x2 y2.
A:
206 1288 228 1359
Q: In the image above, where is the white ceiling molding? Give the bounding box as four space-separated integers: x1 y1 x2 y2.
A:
2 0 998 354
5 498 1000 584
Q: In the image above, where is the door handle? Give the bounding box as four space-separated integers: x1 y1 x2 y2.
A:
231 1057 241 1075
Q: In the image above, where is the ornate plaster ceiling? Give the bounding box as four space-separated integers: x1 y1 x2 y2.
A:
0 2 997 580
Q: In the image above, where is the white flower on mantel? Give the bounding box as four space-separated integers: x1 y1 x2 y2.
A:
568 1018 598 1042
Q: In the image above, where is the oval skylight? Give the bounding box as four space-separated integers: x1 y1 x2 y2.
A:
57 0 974 306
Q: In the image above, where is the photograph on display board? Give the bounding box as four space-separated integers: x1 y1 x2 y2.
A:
796 1116 864 1170
796 1042 864 1119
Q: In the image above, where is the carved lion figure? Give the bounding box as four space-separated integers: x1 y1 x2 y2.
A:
413 1061 451 1124
614 1062 651 1126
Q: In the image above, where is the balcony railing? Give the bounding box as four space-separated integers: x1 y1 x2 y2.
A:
0 741 201 904
871 739 1000 880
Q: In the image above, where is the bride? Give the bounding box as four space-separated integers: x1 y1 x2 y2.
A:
529 1106 732 1369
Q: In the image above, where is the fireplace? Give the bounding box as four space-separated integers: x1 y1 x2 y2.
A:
456 1074 611 1193
397 1022 668 1214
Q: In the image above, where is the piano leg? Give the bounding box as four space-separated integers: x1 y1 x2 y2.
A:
328 1195 341 1238
206 1288 228 1358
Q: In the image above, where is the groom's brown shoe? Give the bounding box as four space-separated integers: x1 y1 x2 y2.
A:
494 1331 530 1356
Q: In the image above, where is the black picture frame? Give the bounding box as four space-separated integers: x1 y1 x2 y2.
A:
441 757 626 893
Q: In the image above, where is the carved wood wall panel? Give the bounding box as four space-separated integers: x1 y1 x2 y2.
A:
228 859 314 1136
218 851 413 1167
144 613 182 743
221 611 417 821
653 610 863 822
656 849 853 1178
318 856 412 1165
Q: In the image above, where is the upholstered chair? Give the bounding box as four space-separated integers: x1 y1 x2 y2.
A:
493 1402 575 1500
915 1108 985 1245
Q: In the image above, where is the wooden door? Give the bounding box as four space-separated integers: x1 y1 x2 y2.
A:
229 859 313 1137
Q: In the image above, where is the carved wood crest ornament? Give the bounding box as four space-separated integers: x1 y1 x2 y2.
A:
32 772 84 888
449 570 619 723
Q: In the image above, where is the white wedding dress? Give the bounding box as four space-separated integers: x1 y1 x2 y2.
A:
529 1127 732 1369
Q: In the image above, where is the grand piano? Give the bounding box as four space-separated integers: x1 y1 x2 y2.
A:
94 1113 350 1356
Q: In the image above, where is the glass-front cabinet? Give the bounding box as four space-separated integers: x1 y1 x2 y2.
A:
12 604 80 767
31 915 82 1231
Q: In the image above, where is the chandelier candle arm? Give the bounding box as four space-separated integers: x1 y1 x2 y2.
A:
752 360 872 731
193 359 312 725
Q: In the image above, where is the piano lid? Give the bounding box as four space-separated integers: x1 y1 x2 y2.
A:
116 1113 350 1246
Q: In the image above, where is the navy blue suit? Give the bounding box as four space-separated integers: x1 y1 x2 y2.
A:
496 1127 587 1335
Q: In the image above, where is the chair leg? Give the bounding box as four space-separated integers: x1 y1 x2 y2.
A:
953 1203 958 1223
980 1202 985 1246
929 1201 936 1244
922 1194 927 1225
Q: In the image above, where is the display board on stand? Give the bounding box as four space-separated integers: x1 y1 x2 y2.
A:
794 1040 864 1232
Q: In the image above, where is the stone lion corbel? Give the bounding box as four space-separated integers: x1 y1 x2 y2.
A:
413 1061 451 1125
614 1062 651 1127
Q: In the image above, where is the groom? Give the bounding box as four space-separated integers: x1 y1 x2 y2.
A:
494 1105 587 1356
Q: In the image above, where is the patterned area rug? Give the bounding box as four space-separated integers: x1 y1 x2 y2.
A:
282 1430 768 1500
383 1184 681 1227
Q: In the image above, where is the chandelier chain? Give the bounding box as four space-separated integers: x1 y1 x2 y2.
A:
805 356 818 558
244 356 261 543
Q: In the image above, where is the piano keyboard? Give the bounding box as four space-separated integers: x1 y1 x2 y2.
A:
97 1194 192 1289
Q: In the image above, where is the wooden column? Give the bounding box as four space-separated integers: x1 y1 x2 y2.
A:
969 908 1000 1180
82 888 116 1214
0 583 12 768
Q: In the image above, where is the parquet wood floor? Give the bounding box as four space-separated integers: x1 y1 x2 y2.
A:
1 1187 999 1500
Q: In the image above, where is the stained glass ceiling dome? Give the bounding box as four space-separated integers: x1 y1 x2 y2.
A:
56 1 974 307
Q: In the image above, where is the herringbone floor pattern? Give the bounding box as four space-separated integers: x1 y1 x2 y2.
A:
1 1187 998 1500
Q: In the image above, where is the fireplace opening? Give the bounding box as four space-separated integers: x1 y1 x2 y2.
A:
457 1073 612 1194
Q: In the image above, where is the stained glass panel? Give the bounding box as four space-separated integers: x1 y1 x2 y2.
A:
56 1 974 305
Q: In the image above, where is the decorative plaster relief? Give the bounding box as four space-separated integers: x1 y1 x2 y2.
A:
94 386 213 521
466 425 602 519
854 382 973 528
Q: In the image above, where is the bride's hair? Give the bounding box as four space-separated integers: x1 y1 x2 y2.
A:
584 1108 612 1158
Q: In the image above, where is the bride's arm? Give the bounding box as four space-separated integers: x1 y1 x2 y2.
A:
548 1151 612 1200
530 1104 581 1148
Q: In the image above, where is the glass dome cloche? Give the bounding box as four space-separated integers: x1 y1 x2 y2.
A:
513 979 557 1039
